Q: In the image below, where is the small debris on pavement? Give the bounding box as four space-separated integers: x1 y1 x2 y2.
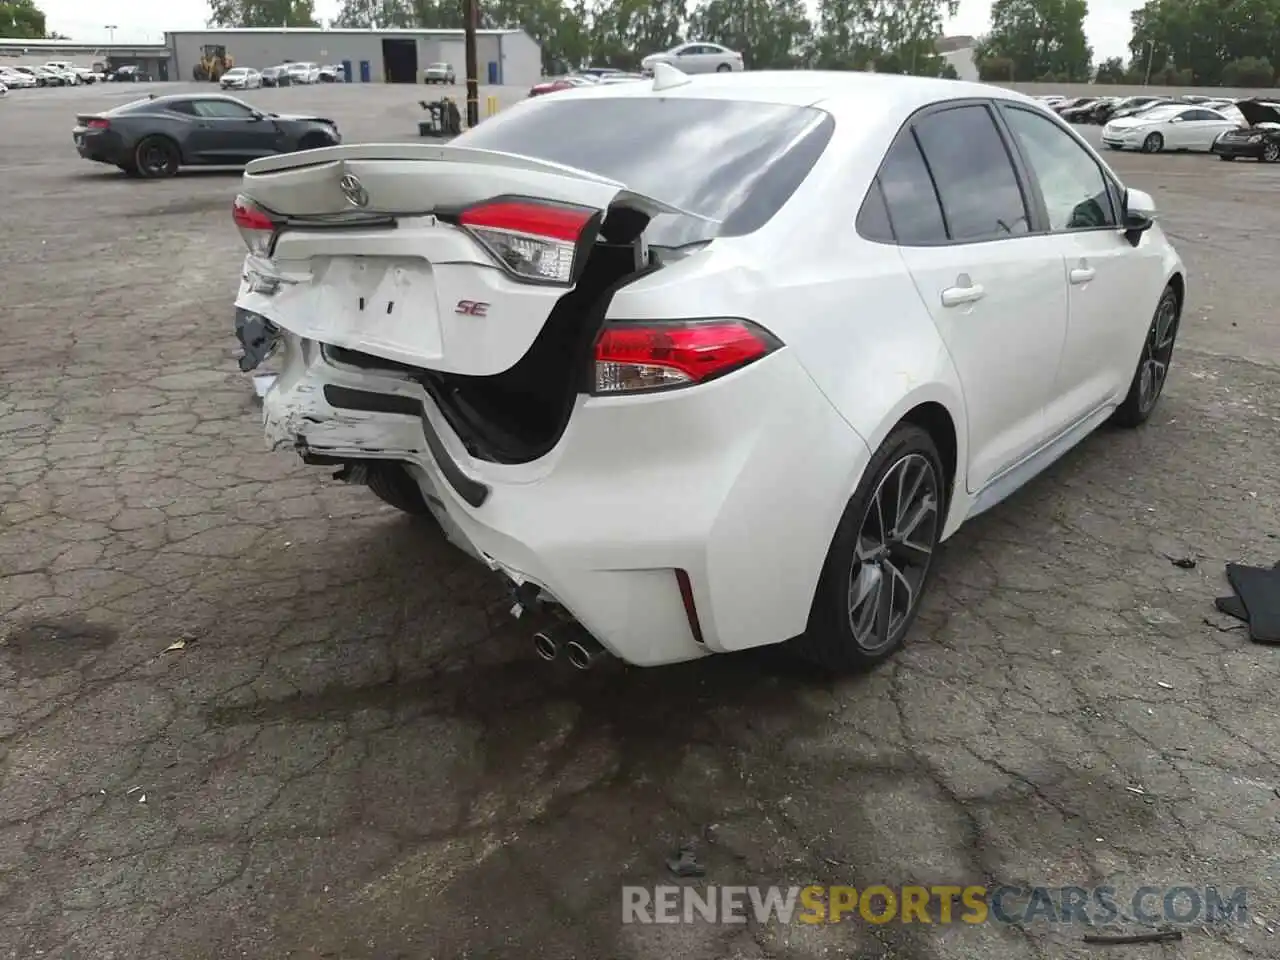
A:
666 843 705 878
125 785 142 796
138 794 146 804
1082 929 1182 944
1156 681 1174 689
1167 555 1198 569
163 639 186 652
1125 786 1146 795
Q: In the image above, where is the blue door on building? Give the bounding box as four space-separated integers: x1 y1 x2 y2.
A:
487 61 499 84
341 60 352 83
359 60 371 83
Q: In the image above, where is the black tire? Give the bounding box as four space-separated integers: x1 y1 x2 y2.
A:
1111 284 1181 428
367 463 431 515
716 63 732 72
1219 154 1236 161
791 424 946 672
1142 132 1163 153
1262 142 1280 163
133 136 180 178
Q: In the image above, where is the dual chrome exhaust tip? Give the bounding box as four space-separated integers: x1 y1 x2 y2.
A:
533 626 607 670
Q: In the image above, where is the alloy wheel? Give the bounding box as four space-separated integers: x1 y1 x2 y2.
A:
1138 292 1179 414
847 453 940 653
1264 142 1279 163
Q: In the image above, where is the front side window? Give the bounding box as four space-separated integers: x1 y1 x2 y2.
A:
1001 106 1116 231
193 99 255 119
911 105 1030 242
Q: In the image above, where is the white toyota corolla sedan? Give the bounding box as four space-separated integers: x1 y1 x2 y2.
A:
231 67 1185 672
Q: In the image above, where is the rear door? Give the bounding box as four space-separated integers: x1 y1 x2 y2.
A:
1181 108 1237 149
996 103 1153 433
880 102 1070 494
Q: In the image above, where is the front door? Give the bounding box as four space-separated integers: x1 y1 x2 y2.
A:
189 99 280 164
877 102 1070 493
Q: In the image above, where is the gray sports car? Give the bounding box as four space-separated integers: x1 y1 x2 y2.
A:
72 93 341 179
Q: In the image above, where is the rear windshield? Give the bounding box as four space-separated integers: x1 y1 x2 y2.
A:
453 96 835 247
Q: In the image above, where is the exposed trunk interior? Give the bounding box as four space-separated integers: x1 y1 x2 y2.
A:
328 206 656 465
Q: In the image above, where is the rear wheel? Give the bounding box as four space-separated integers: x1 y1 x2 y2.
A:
1142 132 1164 153
367 463 431 515
792 425 945 672
134 136 179 178
716 63 732 72
1111 284 1181 428
1262 142 1280 163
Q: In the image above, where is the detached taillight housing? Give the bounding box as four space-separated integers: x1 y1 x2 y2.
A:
232 193 279 257
593 319 781 395
456 198 600 285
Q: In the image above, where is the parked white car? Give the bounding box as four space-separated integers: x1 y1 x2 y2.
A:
231 68 1184 671
285 62 320 84
641 42 744 74
0 68 36 88
220 67 263 90
1102 103 1239 153
43 61 80 83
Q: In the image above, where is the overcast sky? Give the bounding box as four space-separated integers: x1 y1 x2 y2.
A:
36 0 1139 62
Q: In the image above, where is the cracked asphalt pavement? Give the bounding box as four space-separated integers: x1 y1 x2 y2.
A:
3 83 1280 960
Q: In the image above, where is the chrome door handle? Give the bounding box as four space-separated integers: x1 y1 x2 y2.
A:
1069 267 1096 284
941 284 985 307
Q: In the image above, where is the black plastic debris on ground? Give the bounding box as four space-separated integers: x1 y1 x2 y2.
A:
666 843 705 878
1216 560 1280 645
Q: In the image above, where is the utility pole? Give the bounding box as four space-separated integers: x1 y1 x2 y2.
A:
105 24 117 43
463 0 479 127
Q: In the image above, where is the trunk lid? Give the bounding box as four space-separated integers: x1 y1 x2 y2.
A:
236 143 714 376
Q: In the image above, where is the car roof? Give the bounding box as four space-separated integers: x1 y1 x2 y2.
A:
550 69 1041 117
116 93 247 109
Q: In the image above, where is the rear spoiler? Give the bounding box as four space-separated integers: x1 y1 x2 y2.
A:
242 143 719 224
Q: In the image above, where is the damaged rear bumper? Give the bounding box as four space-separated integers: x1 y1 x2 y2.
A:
256 330 871 668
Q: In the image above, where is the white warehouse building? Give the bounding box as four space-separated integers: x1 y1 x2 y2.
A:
165 27 542 86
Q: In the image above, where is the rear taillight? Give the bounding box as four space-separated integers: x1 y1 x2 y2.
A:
86 118 109 129
232 193 278 256
456 198 599 284
593 319 781 395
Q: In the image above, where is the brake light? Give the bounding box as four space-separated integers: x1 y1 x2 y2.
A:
593 319 781 394
86 118 109 129
232 194 278 256
457 198 598 284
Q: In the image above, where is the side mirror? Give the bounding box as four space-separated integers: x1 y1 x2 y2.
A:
1120 187 1156 247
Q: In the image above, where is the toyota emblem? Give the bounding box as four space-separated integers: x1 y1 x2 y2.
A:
339 173 369 208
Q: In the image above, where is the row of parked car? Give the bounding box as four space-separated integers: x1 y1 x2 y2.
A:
217 62 347 90
529 66 646 97
1037 91 1280 160
0 61 148 92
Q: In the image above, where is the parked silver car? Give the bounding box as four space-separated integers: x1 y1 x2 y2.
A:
423 61 456 84
640 42 744 75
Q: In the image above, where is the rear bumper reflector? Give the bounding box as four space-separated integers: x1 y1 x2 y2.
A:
675 569 705 645
322 384 490 508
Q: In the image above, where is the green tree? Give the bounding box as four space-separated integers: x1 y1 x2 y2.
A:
1222 56 1275 86
976 54 1016 80
687 0 814 69
1094 56 1124 81
1129 0 1280 86
485 0 593 72
974 0 1092 81
0 0 48 38
813 0 955 72
207 0 319 27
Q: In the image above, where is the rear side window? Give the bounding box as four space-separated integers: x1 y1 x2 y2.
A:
453 97 835 246
911 105 1030 242
876 133 948 244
